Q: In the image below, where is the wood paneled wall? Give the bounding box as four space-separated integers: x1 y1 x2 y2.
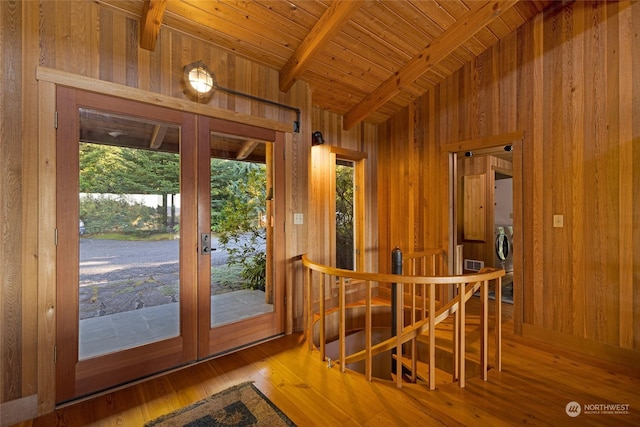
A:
0 0 324 422
377 96 448 273
378 0 640 366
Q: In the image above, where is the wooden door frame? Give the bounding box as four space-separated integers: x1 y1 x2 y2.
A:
442 131 524 333
196 117 286 357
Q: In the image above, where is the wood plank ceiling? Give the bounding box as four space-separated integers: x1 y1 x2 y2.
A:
100 0 551 129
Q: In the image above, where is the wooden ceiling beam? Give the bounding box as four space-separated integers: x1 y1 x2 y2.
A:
279 0 363 92
343 0 520 130
236 139 260 160
140 0 167 51
149 124 169 149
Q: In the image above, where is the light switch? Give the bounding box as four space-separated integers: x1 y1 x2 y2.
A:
553 214 563 228
293 213 304 225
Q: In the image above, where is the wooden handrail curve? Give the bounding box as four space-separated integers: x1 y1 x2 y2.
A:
302 252 504 390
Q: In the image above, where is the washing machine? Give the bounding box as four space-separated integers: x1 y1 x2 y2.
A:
494 225 514 273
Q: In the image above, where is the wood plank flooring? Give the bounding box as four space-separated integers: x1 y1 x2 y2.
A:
11 301 640 426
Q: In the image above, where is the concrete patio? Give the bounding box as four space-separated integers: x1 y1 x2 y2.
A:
79 289 273 359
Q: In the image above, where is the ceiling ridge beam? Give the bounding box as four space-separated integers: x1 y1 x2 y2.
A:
343 0 519 130
279 0 363 93
140 0 167 51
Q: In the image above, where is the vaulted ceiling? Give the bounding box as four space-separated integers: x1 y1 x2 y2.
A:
100 0 551 130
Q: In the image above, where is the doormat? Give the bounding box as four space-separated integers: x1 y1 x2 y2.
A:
145 382 296 427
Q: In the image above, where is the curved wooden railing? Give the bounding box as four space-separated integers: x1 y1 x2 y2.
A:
302 250 505 390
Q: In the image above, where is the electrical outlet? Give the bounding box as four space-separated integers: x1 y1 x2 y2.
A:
293 213 303 225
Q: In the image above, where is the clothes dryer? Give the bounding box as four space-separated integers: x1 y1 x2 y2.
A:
494 225 514 273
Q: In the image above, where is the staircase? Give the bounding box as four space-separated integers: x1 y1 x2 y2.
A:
302 248 505 390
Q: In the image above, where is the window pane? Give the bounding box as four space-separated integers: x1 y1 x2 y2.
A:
336 160 355 270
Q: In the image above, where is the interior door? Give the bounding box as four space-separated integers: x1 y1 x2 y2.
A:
56 87 198 402
196 117 285 357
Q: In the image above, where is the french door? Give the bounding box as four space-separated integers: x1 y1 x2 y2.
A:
56 87 284 403
196 117 285 357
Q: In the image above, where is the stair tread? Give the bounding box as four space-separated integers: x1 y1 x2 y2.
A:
392 354 455 385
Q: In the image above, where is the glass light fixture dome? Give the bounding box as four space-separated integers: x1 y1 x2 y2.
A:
183 61 216 99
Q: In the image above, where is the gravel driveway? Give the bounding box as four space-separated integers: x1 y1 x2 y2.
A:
78 238 237 320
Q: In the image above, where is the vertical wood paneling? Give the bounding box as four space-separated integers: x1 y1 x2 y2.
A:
540 7 553 331
570 1 587 340
604 0 622 346
98 6 113 82
377 123 391 273
408 102 417 252
530 12 544 328
285 81 311 331
632 1 640 353
583 1 609 343
112 11 127 85
1 0 23 403
379 0 640 365
125 17 139 87
516 19 534 326
21 0 40 400
615 0 634 350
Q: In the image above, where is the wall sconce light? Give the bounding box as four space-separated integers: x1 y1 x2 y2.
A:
312 131 325 146
464 151 473 157
182 60 302 132
504 145 513 152
183 61 216 100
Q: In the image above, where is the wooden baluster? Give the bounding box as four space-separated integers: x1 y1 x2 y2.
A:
339 276 346 373
480 279 489 381
319 273 326 362
306 266 313 350
453 245 463 383
496 276 502 371
453 286 459 383
410 282 417 383
458 281 465 388
396 281 403 388
430 253 437 304
365 280 372 381
428 283 436 390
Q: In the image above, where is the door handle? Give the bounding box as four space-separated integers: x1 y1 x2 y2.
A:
201 233 211 255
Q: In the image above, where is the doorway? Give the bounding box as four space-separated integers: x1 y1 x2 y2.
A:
55 88 285 403
443 134 523 330
457 149 514 303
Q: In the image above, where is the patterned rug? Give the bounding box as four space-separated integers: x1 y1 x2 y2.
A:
145 382 296 427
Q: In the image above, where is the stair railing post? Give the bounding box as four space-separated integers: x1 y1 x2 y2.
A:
391 246 402 375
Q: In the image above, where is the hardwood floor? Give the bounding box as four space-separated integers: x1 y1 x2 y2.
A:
12 301 640 426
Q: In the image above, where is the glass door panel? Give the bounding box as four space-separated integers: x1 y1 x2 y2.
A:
77 111 182 359
209 155 273 327
56 87 198 403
